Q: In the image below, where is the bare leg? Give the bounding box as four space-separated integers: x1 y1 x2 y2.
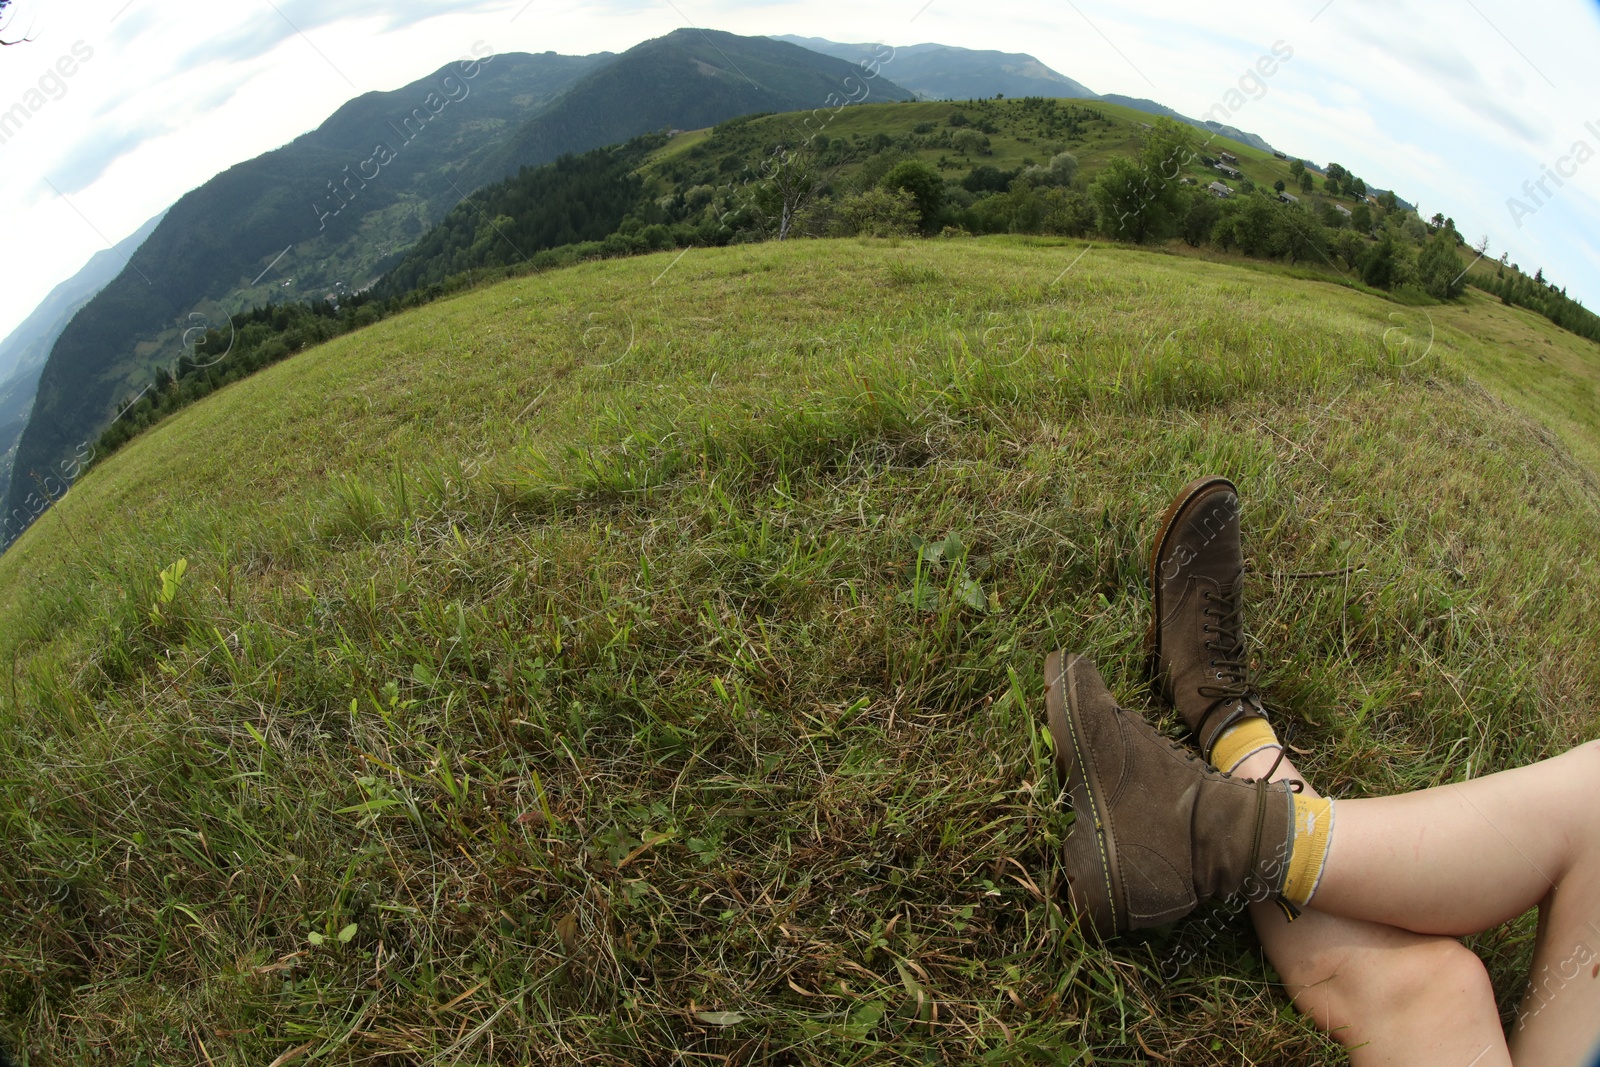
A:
1233 748 1512 1066
1313 742 1600 944
1245 741 1600 1064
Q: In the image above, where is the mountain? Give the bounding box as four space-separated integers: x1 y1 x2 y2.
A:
5 30 911 536
3 49 610 532
0 212 165 385
774 36 1097 101
1098 93 1278 155
466 29 915 189
0 210 165 509
772 36 1289 157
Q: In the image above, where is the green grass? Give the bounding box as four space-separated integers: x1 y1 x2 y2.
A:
4 236 1600 1064
649 97 1352 208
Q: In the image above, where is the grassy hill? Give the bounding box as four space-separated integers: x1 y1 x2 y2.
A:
377 96 1347 296
3 50 611 538
6 31 914 543
4 238 1600 1063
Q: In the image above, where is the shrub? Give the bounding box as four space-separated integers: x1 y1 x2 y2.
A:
1417 230 1466 300
1362 233 1400 289
881 160 946 230
832 188 920 237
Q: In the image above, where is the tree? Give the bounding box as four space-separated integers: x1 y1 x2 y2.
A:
881 160 945 231
1230 196 1279 256
1274 179 1287 193
1023 151 1079 187
952 129 987 156
961 165 1012 193
1417 229 1465 299
1181 190 1221 247
1289 159 1306 179
1350 203 1373 232
1361 233 1399 289
1141 118 1194 184
1039 187 1096 236
1297 171 1314 194
1274 207 1329 265
1089 158 1159 242
1333 230 1367 271
1089 118 1193 243
831 188 919 237
752 142 822 241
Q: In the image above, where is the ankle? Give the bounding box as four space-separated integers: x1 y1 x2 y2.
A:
1211 718 1279 774
1233 749 1320 799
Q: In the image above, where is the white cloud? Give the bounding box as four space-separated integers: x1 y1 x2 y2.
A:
0 0 1596 357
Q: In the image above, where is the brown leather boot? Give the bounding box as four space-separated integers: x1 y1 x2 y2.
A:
1044 652 1295 939
1146 476 1270 764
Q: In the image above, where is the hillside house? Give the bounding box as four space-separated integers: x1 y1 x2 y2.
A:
1215 163 1242 179
1208 181 1233 198
1278 192 1299 204
1273 150 1287 159
1219 151 1239 165
1334 203 1353 217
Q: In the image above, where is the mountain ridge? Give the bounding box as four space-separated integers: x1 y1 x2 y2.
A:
775 35 1293 159
5 30 914 535
0 210 166 512
772 35 1097 100
466 30 915 189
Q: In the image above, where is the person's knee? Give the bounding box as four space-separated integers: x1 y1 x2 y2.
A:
1362 938 1493 1017
1287 936 1493 1042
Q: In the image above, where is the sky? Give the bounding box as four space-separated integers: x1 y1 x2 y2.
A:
2 0 1598 345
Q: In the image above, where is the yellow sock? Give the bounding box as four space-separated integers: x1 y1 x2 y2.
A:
1210 717 1280 774
1282 795 1335 907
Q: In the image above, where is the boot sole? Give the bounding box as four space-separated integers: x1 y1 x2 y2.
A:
1143 475 1238 687
1044 650 1123 939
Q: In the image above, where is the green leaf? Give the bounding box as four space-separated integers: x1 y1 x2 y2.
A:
895 585 940 611
844 1000 885 1042
307 931 324 945
956 576 988 612
694 1011 746 1026
337 922 359 943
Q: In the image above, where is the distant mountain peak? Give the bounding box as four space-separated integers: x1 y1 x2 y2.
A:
771 35 1096 101
775 35 1290 157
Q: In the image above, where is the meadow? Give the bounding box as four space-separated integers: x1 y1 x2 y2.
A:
3 236 1598 1064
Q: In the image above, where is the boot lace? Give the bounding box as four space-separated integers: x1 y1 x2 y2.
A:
1195 580 1257 735
1197 580 1302 790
